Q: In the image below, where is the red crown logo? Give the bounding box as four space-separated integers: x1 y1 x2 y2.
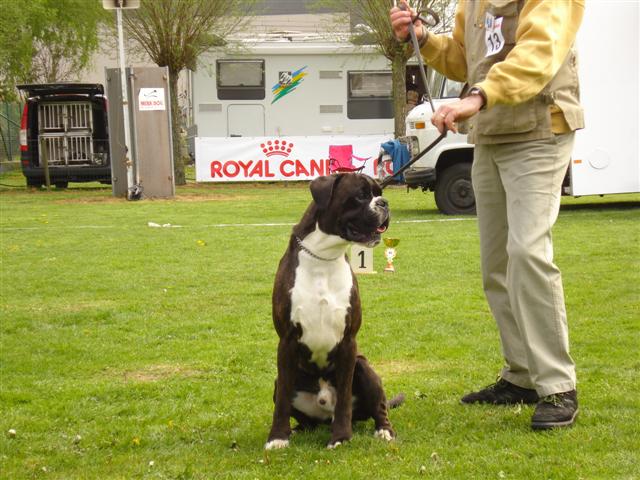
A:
261 140 294 157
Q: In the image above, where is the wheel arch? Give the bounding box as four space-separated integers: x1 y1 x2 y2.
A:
435 146 474 175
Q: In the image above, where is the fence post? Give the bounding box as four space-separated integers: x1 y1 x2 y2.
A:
5 103 11 160
39 136 51 190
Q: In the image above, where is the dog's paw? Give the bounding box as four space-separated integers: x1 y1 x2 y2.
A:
374 428 395 441
327 433 351 449
264 439 289 450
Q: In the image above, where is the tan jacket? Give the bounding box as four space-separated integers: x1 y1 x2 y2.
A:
421 0 585 144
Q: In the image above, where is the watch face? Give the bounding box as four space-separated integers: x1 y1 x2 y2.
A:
468 88 486 108
470 88 483 97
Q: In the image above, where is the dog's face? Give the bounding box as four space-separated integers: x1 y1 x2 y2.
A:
310 174 390 247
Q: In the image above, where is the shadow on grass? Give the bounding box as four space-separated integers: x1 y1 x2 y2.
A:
395 200 640 218
0 184 111 192
392 208 443 217
391 207 476 218
273 421 385 450
560 200 640 212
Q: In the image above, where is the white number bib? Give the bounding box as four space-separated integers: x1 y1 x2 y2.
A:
484 13 505 57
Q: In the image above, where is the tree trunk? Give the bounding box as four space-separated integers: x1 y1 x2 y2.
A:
168 70 186 186
391 52 408 138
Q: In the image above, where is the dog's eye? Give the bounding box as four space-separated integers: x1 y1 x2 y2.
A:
356 190 369 201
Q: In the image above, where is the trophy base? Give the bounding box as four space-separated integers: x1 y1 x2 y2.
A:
383 266 395 273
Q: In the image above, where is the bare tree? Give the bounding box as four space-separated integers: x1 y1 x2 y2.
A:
31 40 95 84
122 0 256 185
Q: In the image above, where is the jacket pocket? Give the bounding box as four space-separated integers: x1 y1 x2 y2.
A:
477 100 537 135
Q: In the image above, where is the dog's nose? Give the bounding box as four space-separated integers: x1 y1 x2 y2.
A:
375 197 389 209
319 398 326 405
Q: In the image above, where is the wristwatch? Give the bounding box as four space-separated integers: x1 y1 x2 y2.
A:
467 87 487 109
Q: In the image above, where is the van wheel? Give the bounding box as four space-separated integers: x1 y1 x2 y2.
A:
55 182 68 189
434 163 476 215
26 178 43 189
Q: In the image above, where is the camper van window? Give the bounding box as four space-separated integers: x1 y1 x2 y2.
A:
348 71 392 98
347 71 393 120
216 59 265 100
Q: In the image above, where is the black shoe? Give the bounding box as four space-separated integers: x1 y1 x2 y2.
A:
461 378 539 405
531 390 579 430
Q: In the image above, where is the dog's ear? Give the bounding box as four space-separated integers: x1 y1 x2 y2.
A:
310 175 340 210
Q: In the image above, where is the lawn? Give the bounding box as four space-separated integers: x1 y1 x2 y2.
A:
1 171 639 479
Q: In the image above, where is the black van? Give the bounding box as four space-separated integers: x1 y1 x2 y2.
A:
18 83 111 188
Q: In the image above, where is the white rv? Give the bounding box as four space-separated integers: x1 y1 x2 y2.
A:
401 0 640 214
188 37 398 142
188 35 430 184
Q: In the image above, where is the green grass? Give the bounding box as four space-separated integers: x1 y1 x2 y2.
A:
1 170 639 479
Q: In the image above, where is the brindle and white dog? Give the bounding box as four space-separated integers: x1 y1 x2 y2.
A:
266 173 395 449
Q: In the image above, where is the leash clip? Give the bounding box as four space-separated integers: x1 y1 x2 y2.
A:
411 8 440 28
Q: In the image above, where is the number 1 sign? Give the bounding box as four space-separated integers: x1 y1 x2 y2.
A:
350 244 376 274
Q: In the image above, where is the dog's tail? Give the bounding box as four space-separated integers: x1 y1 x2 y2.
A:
387 393 405 409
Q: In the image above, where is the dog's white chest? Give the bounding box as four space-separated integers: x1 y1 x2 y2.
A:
290 256 352 368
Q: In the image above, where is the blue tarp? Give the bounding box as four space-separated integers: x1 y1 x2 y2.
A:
381 139 410 182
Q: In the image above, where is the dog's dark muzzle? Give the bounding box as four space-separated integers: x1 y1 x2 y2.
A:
345 201 390 247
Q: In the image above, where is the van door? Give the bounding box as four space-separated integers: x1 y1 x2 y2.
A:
227 104 265 137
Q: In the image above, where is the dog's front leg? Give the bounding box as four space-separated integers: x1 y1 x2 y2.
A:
265 337 296 450
328 338 356 449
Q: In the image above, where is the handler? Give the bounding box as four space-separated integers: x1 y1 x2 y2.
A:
390 0 584 430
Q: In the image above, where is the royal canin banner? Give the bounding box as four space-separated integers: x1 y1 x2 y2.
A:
195 135 392 182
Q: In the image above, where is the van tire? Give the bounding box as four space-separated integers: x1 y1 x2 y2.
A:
55 182 68 189
434 163 476 215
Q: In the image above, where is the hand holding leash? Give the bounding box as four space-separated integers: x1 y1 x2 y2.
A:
391 0 437 113
382 1 447 189
431 94 485 134
390 0 438 44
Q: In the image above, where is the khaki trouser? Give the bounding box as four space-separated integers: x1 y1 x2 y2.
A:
471 133 576 397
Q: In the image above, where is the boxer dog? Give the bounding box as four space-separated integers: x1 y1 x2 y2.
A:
266 173 392 450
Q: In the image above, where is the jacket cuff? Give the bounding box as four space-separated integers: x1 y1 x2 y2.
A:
475 81 498 110
418 25 428 47
419 31 444 64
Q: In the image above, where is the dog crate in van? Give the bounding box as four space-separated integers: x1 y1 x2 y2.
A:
18 83 111 188
38 102 94 165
